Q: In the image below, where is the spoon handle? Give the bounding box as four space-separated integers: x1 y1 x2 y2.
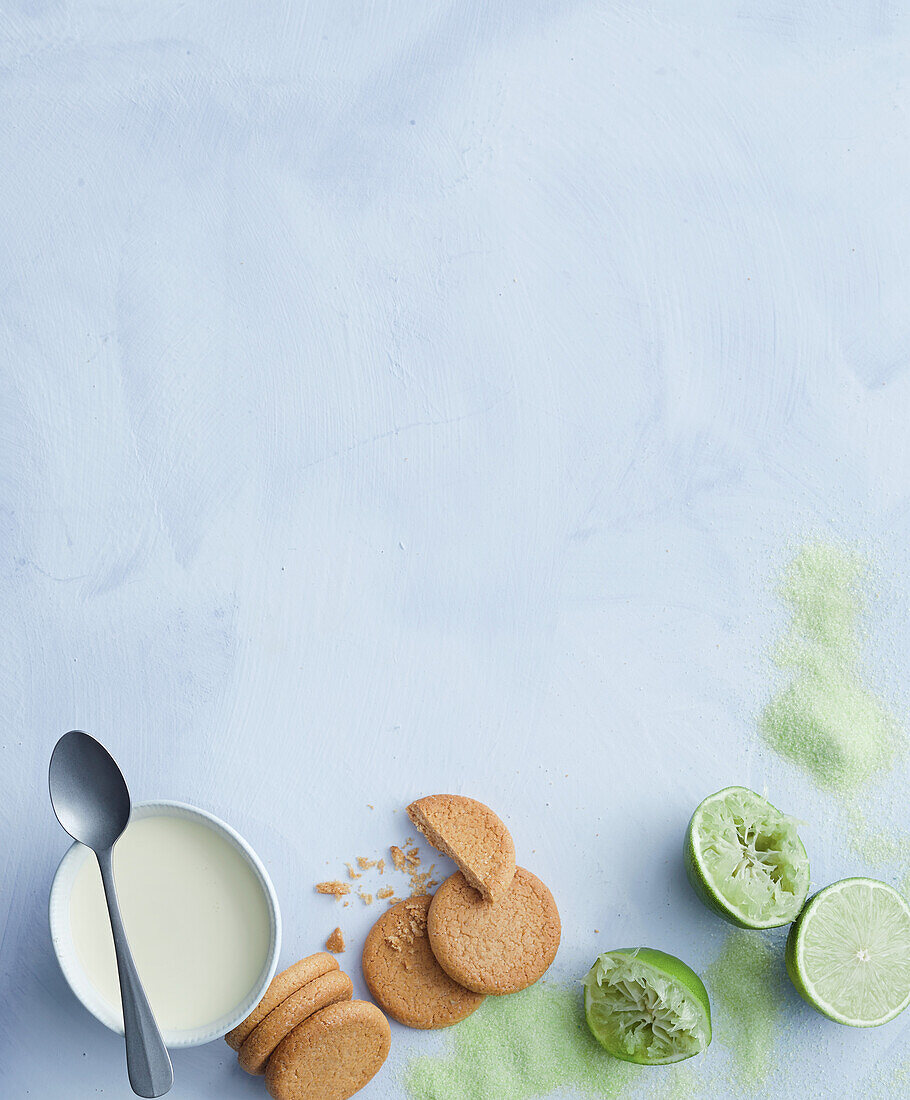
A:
97 848 174 1098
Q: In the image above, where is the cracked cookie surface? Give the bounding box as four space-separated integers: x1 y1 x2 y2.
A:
407 794 515 902
362 895 485 1028
427 867 560 994
265 1000 391 1100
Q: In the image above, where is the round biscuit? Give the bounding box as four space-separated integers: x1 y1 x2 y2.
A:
265 1000 391 1100
362 895 485 1029
427 868 560 995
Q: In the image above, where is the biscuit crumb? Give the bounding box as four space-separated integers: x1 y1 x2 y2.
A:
382 897 427 951
377 858 385 874
403 897 427 935
357 857 376 871
387 896 402 906
390 845 407 872
345 862 362 880
316 880 350 899
325 927 346 953
405 846 421 868
408 870 434 895
407 859 437 896
377 886 394 900
358 889 374 905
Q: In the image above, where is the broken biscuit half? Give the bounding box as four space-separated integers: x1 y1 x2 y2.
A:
406 794 515 902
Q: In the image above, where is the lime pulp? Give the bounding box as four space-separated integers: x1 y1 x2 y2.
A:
584 948 711 1065
685 786 810 929
786 877 910 1027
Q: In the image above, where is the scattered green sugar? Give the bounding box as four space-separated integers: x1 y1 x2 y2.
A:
845 804 910 904
706 930 787 1091
404 982 638 1100
762 677 897 790
864 1051 910 1100
846 803 906 865
773 542 866 663
647 1063 705 1100
760 542 900 791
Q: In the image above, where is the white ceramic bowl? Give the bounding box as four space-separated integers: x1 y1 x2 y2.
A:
49 799 281 1048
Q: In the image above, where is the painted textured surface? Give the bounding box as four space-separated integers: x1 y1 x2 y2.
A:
3 2 910 1097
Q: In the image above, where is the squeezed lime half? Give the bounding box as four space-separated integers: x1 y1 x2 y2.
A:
685 786 810 929
584 948 711 1065
786 877 910 1027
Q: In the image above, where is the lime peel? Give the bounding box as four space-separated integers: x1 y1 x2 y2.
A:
584 948 711 1065
686 786 810 929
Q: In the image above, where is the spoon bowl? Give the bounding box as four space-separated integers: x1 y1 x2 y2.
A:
49 731 132 851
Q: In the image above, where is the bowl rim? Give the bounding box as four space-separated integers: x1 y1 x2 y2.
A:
48 798 281 1048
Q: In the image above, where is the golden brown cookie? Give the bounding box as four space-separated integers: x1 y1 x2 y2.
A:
362 895 486 1029
239 969 354 1075
265 1000 391 1100
427 868 560 994
407 794 515 902
225 953 339 1051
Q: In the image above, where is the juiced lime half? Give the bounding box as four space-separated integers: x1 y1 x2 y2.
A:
786 877 910 1027
584 948 711 1065
685 786 810 929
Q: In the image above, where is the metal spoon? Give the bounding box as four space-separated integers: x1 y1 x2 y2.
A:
49 731 174 1097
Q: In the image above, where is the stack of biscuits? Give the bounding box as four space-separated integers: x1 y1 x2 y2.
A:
362 794 561 1030
226 953 390 1100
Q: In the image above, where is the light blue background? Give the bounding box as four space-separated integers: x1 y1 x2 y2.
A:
2 2 910 1097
